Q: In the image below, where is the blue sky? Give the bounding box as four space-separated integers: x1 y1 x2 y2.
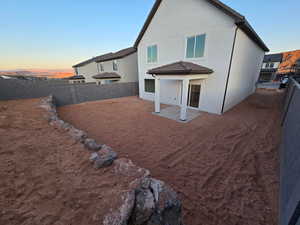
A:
0 0 299 70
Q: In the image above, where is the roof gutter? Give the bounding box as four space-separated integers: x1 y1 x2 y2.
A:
235 19 269 52
221 26 239 114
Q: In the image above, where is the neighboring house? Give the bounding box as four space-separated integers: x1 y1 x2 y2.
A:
259 53 283 82
72 47 138 84
277 49 300 75
93 47 138 85
135 0 269 119
72 53 113 83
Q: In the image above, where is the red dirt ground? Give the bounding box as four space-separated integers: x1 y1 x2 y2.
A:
0 99 141 225
59 89 282 225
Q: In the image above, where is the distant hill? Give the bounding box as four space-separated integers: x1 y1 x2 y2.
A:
278 49 300 74
0 69 74 79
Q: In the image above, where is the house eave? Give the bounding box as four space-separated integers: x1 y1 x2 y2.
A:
152 74 211 80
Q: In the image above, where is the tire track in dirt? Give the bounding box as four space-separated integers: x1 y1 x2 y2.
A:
58 90 282 225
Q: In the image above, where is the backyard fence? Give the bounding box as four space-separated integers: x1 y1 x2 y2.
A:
0 79 138 106
280 76 300 225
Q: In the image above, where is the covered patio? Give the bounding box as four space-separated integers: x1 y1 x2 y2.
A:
148 61 213 121
92 72 121 85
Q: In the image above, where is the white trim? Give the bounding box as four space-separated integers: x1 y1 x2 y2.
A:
146 44 159 64
180 79 190 121
184 33 207 60
155 78 161 113
155 74 210 80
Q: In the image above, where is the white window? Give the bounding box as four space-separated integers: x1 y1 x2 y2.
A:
147 45 158 63
186 34 206 58
98 63 104 72
113 60 118 71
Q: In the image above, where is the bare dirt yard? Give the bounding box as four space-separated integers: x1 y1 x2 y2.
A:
59 89 282 225
0 98 147 225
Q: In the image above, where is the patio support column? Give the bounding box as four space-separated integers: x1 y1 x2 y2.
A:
155 77 160 113
180 78 189 121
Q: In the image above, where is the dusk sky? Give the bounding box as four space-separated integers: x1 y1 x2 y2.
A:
1 0 299 70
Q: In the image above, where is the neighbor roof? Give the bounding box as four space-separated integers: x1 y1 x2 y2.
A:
92 72 121 79
73 47 136 68
134 0 269 52
147 61 214 75
260 68 277 73
68 75 85 80
95 47 136 63
263 53 283 63
73 53 114 68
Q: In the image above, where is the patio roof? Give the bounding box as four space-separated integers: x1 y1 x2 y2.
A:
68 75 85 80
92 72 121 80
147 61 214 75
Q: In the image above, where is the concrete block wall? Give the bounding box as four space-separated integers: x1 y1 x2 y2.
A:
280 78 300 225
0 79 138 106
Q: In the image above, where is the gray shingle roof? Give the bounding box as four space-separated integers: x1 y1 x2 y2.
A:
72 53 114 68
263 53 283 63
260 68 277 73
95 47 136 63
73 47 136 68
68 75 85 80
92 72 121 79
147 61 214 75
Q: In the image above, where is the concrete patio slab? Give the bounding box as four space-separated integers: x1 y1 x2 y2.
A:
152 106 201 123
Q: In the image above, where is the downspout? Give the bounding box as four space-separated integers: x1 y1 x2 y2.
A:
221 25 239 114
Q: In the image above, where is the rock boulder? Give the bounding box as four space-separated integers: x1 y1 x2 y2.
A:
94 145 118 169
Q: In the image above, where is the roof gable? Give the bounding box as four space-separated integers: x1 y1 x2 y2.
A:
134 0 269 52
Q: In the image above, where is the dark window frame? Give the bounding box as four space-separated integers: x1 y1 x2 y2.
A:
100 63 104 72
144 79 155 93
113 60 118 71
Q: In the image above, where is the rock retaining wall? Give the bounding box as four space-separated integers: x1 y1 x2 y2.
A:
39 96 184 225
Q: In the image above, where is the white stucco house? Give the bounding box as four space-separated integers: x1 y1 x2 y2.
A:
73 47 138 84
135 0 269 120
